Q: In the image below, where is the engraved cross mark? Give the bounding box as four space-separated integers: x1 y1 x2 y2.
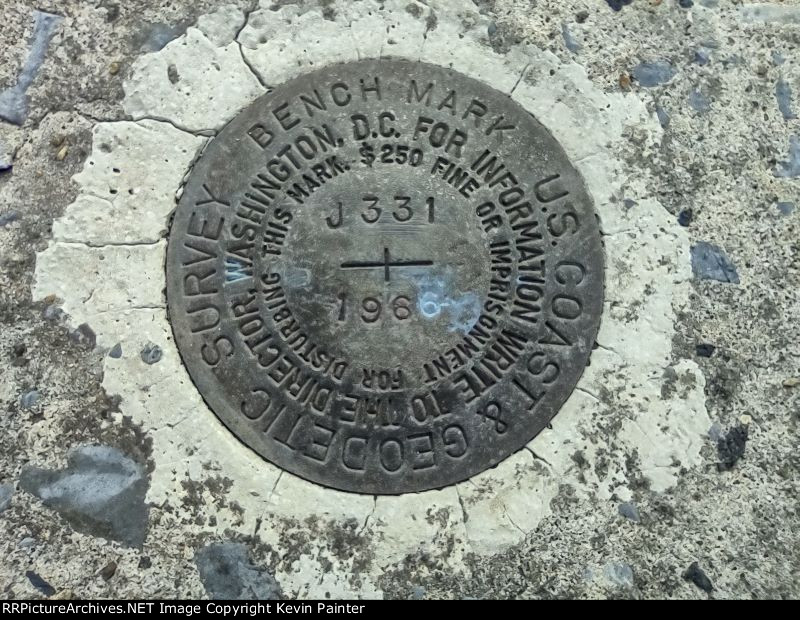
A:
340 247 433 282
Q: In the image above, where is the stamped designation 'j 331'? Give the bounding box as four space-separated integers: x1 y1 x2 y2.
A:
166 59 605 494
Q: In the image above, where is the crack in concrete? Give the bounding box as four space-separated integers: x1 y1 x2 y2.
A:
237 44 271 92
509 63 530 95
234 0 274 92
163 412 191 430
267 470 283 504
86 304 166 318
575 386 601 402
524 446 552 469
593 341 623 358
600 227 635 238
54 239 162 248
234 0 260 43
502 504 526 536
453 485 476 557
82 288 96 304
130 115 216 137
357 496 378 536
454 485 469 526
77 111 117 125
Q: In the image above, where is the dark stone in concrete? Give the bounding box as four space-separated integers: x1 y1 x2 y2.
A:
0 11 63 126
632 61 676 87
195 543 281 600
688 89 711 113
140 343 162 365
683 562 714 592
0 150 12 173
166 59 605 494
562 23 580 53
776 80 796 121
100 561 118 581
717 425 748 471
775 136 800 178
26 570 56 596
606 0 633 11
136 22 188 52
691 242 740 284
20 390 41 409
43 304 64 321
695 343 715 358
69 323 97 349
694 48 711 66
0 211 20 227
109 343 123 358
0 483 13 513
618 502 640 522
19 445 149 547
603 563 634 588
777 201 794 216
656 104 671 128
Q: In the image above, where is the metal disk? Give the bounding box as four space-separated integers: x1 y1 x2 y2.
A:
166 59 604 494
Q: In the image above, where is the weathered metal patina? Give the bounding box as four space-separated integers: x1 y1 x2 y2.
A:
166 59 604 494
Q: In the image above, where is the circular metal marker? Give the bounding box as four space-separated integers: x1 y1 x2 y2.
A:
166 59 604 494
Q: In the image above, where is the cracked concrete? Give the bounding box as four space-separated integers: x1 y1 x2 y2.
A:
1 0 798 601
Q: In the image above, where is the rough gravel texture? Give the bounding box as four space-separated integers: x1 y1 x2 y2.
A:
1 0 798 601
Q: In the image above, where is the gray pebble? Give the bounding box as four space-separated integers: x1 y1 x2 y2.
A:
694 47 711 65
603 563 635 588
0 483 13 512
561 23 580 53
0 11 63 126
688 89 711 113
20 390 41 409
42 304 64 321
717 425 748 472
140 343 162 364
777 201 794 216
18 537 36 548
137 22 187 52
487 22 497 36
632 61 676 87
774 136 800 178
70 323 97 349
691 241 740 284
776 80 796 120
683 561 713 592
618 502 641 522
655 104 671 128
26 571 55 596
0 211 19 227
109 343 123 359
19 445 149 547
195 543 281 600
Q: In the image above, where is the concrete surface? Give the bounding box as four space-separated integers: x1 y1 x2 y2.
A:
0 0 798 601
